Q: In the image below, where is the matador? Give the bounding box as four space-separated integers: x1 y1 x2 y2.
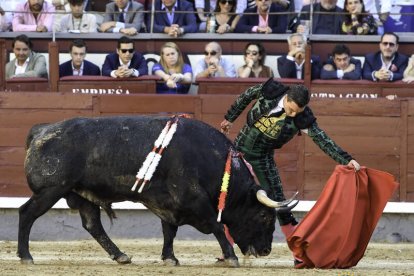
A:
220 78 360 242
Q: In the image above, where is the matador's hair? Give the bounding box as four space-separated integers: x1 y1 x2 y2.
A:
287 85 310 108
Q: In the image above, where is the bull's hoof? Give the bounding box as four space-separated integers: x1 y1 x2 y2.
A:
163 257 180 266
20 258 34 265
215 257 239 268
115 253 132 264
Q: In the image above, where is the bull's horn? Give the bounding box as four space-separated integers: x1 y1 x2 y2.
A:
276 199 299 213
256 190 299 208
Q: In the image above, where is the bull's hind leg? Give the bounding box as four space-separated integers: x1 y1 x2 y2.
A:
161 220 179 266
65 192 131 264
18 188 67 264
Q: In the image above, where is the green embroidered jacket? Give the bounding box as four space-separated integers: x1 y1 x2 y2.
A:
225 84 353 165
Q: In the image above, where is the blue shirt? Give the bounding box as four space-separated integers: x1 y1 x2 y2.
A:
152 63 192 94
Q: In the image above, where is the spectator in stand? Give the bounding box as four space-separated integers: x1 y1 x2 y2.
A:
59 39 101 77
152 42 193 94
402 55 414 84
385 0 414 33
194 41 236 78
0 5 12 31
337 0 392 23
50 0 71 32
342 0 377 35
277 33 321 80
195 0 246 31
81 0 107 25
208 0 240 34
12 0 55 32
235 0 288 33
238 42 274 78
295 0 343 34
6 34 47 79
100 0 144 35
102 36 148 78
59 0 97 33
83 0 108 12
151 0 198 36
363 32 408 82
320 44 362 80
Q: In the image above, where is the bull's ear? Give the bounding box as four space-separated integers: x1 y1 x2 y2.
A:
250 185 261 200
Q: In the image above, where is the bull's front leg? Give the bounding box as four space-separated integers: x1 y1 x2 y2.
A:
161 220 179 265
212 223 239 267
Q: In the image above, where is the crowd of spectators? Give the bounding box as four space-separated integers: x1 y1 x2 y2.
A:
1 0 414 94
1 0 413 34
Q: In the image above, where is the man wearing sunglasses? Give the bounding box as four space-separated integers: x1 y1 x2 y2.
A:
102 36 148 78
194 41 236 78
235 0 288 33
362 32 408 82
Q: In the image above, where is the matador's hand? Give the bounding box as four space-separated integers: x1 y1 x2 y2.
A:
220 119 233 135
347 159 361 171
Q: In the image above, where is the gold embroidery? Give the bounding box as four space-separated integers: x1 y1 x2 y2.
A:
254 114 286 139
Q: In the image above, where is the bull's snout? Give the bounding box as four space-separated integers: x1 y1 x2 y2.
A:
261 247 271 256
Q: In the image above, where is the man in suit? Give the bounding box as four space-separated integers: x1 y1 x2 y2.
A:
150 0 198 36
59 39 101 77
277 33 321 80
363 32 408 82
321 44 362 80
59 0 97 33
295 0 343 34
235 0 287 33
6 34 47 79
100 0 144 35
102 36 148 78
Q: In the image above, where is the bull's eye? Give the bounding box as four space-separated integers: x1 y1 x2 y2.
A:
260 211 268 221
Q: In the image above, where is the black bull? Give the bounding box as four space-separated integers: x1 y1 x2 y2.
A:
18 116 296 267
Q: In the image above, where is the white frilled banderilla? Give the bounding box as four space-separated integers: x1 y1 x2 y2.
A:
131 117 178 193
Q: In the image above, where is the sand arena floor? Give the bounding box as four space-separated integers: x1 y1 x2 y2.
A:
1 239 413 276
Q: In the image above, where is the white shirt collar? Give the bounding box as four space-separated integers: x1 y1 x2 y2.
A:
119 57 131 67
162 1 178 10
71 61 84 75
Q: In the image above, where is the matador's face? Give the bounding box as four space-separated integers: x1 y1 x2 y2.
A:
284 97 305 117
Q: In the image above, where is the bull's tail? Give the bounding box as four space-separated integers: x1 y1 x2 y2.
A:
102 203 117 224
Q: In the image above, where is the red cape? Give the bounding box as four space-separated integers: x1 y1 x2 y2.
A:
287 166 399 269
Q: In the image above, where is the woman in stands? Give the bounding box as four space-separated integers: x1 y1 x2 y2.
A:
211 0 240 34
238 42 274 78
152 42 193 94
342 0 378 35
403 54 414 83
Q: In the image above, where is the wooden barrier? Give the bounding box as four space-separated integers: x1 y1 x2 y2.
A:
0 92 413 202
196 77 304 94
58 75 159 94
310 80 414 98
4 77 49 92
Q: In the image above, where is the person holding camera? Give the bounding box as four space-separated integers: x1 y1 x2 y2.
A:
194 41 236 78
